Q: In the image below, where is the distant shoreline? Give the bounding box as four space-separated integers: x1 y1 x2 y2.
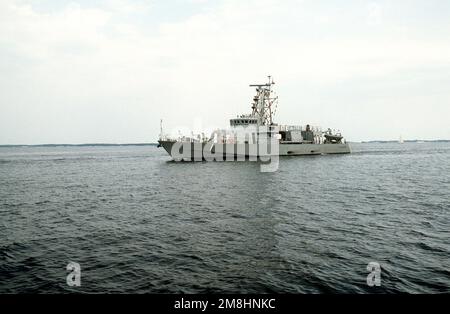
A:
359 140 450 144
0 143 159 147
1 140 449 147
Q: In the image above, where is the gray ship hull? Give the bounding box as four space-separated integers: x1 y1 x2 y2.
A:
158 140 351 160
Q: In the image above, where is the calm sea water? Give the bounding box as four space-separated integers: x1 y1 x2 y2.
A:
0 143 449 293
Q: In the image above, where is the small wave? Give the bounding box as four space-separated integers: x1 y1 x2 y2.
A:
414 241 449 254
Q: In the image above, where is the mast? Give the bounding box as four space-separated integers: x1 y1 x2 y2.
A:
249 75 278 126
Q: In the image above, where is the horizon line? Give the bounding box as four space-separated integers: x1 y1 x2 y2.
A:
1 139 450 147
0 143 159 147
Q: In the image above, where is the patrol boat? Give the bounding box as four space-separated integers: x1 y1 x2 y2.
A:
158 76 351 160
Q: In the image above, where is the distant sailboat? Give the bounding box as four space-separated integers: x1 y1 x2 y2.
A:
399 135 404 144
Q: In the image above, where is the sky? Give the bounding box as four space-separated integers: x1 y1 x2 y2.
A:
1 0 449 144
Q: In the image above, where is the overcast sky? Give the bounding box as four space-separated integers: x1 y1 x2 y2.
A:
1 0 449 144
